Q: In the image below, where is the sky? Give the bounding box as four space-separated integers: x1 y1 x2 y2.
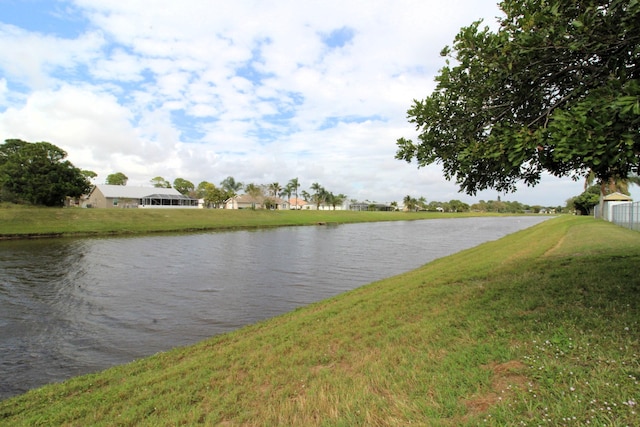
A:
1 0 636 207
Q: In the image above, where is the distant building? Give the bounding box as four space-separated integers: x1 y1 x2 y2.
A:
288 197 310 210
350 202 393 211
224 194 289 210
600 192 633 221
86 184 199 208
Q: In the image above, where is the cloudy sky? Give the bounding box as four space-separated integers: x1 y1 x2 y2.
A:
1 0 633 206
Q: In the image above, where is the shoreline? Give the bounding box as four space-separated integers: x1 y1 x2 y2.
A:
0 207 512 241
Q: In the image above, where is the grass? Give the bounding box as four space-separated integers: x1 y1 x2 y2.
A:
1 215 639 425
0 204 483 238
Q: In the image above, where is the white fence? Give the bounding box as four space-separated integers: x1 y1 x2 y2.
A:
599 201 640 231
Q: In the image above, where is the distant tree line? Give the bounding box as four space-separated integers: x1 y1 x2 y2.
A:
5 138 623 212
401 194 562 214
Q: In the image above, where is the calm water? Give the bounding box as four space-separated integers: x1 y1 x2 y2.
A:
0 216 550 399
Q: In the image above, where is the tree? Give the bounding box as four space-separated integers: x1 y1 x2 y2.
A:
0 139 91 206
405 196 416 211
243 183 264 208
220 176 243 196
584 170 640 196
403 195 417 211
417 196 427 210
82 170 97 183
267 182 282 198
327 192 347 210
173 177 194 196
150 176 172 188
198 182 227 208
288 177 301 209
448 199 470 212
310 182 327 210
196 181 210 198
583 169 640 215
282 183 293 204
571 185 601 215
106 172 128 186
396 0 640 196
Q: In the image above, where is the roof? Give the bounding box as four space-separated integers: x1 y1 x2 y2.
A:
92 184 183 199
288 197 308 206
144 193 196 200
230 194 288 204
603 192 633 201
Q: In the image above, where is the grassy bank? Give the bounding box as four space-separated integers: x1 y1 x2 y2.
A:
1 216 639 425
0 205 479 239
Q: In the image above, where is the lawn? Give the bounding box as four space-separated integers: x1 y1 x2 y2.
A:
0 205 480 238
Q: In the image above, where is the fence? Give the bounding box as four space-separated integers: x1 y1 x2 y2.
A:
600 201 640 231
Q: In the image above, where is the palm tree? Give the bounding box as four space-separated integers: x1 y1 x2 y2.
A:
403 195 417 211
418 196 427 210
268 182 282 198
281 184 293 208
243 183 263 209
310 182 326 210
288 178 300 210
220 176 243 196
584 170 640 195
328 193 347 210
584 171 640 217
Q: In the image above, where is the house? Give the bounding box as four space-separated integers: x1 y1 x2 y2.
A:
288 197 310 210
601 192 633 221
224 194 289 210
305 200 348 211
86 184 199 208
300 202 341 211
350 202 393 211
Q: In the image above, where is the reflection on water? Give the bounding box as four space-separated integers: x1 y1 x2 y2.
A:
0 216 550 399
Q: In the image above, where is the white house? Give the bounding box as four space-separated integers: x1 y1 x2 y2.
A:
224 194 289 210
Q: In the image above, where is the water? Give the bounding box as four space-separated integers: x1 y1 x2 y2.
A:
0 216 550 399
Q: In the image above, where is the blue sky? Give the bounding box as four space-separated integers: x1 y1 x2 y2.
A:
1 0 629 206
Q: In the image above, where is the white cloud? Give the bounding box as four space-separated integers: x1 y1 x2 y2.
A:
91 48 144 82
0 78 7 107
0 23 103 89
0 85 132 155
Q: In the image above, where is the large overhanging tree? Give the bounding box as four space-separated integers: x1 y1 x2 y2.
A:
396 0 640 196
0 139 91 206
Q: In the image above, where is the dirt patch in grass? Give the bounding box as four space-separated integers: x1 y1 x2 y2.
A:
463 360 529 415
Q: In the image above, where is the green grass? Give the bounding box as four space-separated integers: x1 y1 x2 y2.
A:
1 216 639 426
0 205 483 238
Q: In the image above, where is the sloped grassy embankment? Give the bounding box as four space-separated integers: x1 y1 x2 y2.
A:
0 205 476 239
1 215 639 425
